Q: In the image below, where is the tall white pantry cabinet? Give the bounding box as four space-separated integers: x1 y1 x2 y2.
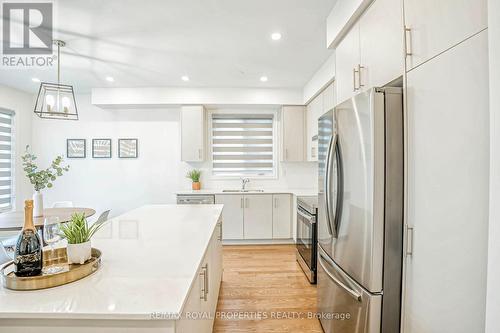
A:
403 0 489 331
332 0 490 331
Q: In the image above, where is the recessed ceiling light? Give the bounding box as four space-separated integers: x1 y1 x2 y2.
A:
181 75 190 82
260 76 268 82
105 76 114 82
32 77 40 82
271 32 282 40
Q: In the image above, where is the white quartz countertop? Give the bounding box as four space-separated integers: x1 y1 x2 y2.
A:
176 188 318 197
0 204 223 320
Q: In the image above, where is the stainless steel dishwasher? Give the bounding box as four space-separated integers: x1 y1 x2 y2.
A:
176 194 215 204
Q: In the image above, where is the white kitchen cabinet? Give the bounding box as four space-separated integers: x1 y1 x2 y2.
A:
272 194 292 239
215 193 293 241
177 220 222 333
306 82 334 162
180 105 205 162
243 194 273 239
208 221 223 316
216 194 244 240
335 24 360 104
281 106 306 162
322 82 335 113
359 0 404 88
306 95 321 162
404 0 487 71
404 31 489 333
176 264 204 333
335 0 403 103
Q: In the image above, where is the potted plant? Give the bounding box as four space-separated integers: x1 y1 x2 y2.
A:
59 213 106 264
186 169 202 190
21 145 70 217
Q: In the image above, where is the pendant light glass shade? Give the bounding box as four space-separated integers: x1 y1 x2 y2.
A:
34 40 78 120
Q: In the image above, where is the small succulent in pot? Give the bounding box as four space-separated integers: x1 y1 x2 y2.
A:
186 169 202 190
59 213 105 264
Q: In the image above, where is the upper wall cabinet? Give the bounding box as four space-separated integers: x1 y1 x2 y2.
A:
281 106 306 162
336 24 360 105
359 0 403 87
181 106 206 162
322 82 335 112
306 82 335 162
306 94 321 162
404 0 487 71
336 0 403 105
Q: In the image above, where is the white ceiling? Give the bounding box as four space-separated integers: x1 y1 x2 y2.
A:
0 0 336 93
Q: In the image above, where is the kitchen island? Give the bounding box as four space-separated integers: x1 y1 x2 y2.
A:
0 204 223 333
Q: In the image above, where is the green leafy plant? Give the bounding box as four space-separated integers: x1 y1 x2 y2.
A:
21 145 70 192
59 213 106 244
186 169 201 182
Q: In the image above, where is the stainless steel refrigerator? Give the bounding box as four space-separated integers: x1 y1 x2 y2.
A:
317 87 404 333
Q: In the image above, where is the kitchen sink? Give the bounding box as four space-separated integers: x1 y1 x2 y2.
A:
222 189 265 193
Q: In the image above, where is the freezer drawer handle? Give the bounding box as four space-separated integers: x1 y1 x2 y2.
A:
319 253 362 302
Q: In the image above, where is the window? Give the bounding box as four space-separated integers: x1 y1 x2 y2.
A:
0 109 13 212
211 113 275 177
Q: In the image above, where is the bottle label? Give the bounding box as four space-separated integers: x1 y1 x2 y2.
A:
14 252 41 264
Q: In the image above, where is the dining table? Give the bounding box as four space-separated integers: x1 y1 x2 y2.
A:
0 207 96 232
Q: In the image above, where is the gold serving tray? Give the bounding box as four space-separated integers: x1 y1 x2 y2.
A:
1 247 101 291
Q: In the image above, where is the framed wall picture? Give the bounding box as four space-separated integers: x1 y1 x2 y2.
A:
118 139 138 158
67 139 86 158
92 139 112 158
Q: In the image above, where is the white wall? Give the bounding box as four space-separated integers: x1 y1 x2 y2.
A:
486 0 500 331
0 85 33 210
31 95 316 217
303 53 335 104
91 87 304 108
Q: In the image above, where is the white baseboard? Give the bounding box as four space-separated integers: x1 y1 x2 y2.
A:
222 239 295 245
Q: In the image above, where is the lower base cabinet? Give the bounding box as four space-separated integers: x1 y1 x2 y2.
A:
176 219 223 333
243 195 273 239
216 195 244 239
272 194 292 239
215 193 292 241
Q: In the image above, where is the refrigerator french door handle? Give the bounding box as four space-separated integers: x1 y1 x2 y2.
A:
319 252 362 302
332 138 344 237
328 133 341 237
324 134 335 236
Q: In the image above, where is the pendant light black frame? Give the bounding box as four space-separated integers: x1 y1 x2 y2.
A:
34 40 78 120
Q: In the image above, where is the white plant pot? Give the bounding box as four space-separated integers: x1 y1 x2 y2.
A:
66 241 92 264
33 191 44 217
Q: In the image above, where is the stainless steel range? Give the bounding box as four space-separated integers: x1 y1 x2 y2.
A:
296 196 318 284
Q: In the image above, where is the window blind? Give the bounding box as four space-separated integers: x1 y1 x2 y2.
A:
212 114 274 177
0 110 13 212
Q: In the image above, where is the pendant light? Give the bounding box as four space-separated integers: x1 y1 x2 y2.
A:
34 40 78 120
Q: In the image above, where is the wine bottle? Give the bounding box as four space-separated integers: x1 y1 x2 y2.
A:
14 200 43 277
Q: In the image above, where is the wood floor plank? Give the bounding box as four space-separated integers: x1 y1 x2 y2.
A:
213 245 323 332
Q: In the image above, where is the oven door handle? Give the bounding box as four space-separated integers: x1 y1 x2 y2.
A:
297 209 316 224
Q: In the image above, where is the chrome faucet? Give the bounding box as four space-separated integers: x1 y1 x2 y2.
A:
241 178 250 191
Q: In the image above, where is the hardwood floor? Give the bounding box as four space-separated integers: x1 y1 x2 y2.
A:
213 245 323 333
